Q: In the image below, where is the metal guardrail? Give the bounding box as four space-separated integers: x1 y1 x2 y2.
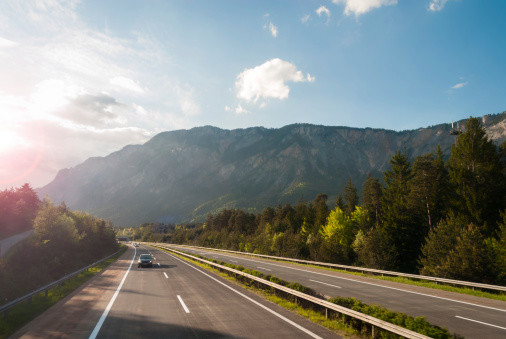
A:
0 248 124 318
164 243 506 293
153 244 431 339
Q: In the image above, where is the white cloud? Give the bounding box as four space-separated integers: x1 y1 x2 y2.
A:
428 0 451 12
235 58 314 104
452 81 468 89
269 22 278 38
110 76 144 94
0 36 18 47
316 6 331 19
332 0 397 16
235 104 249 114
301 14 311 23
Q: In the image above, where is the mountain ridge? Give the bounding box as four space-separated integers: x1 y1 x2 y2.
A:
38 112 506 227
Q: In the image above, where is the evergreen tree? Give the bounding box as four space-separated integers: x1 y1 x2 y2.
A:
491 211 506 284
419 212 463 277
335 193 345 211
442 223 495 283
362 174 382 226
313 193 329 232
409 154 437 229
448 117 505 234
380 150 419 272
344 178 359 216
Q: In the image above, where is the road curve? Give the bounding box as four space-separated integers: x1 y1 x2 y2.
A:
168 244 506 339
12 245 338 339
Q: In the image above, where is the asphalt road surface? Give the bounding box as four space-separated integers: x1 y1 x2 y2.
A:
166 244 506 339
12 245 337 339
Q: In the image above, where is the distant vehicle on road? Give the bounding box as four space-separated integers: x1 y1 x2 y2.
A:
133 243 139 247
138 254 153 268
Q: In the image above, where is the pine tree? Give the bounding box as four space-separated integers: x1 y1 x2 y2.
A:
313 194 329 232
448 117 505 234
442 223 495 283
419 212 463 277
344 178 359 216
362 173 382 225
335 193 345 211
380 150 418 272
409 154 437 229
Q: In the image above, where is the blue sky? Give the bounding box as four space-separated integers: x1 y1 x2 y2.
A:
0 0 505 188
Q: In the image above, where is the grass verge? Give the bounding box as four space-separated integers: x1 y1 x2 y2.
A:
0 245 127 339
181 245 506 302
155 246 460 338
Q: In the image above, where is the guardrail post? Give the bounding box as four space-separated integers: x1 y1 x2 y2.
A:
371 325 375 338
45 289 48 297
28 296 32 304
325 307 328 319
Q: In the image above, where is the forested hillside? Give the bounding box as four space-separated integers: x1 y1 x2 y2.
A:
121 117 506 283
39 112 506 226
0 186 119 303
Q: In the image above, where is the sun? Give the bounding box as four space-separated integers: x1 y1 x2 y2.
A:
0 124 45 186
0 128 24 153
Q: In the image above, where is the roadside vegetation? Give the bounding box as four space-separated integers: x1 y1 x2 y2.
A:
0 184 39 239
161 247 460 338
0 246 126 339
0 197 119 304
122 117 506 287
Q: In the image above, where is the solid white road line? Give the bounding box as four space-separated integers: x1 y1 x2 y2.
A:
165 251 323 339
163 272 168 279
455 316 506 330
199 250 506 313
257 266 271 271
310 279 341 289
177 295 190 313
89 248 137 339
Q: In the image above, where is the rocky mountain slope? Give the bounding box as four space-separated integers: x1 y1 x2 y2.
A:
38 112 506 226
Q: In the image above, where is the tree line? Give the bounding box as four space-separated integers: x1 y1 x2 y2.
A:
0 183 40 239
0 189 119 303
121 117 506 284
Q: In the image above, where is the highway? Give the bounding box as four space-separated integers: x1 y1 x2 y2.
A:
166 244 506 339
12 245 337 338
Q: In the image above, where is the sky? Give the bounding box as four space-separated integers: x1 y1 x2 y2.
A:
0 0 505 189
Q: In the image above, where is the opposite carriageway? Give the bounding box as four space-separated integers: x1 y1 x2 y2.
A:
156 243 506 338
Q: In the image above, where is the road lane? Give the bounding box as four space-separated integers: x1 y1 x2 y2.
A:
12 246 136 338
97 245 338 338
171 245 506 338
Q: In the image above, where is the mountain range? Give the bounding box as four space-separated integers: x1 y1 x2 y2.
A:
38 112 506 227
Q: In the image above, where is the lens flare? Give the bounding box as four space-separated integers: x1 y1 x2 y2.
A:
0 123 45 186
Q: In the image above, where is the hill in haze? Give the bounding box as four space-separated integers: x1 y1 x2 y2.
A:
38 112 506 227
